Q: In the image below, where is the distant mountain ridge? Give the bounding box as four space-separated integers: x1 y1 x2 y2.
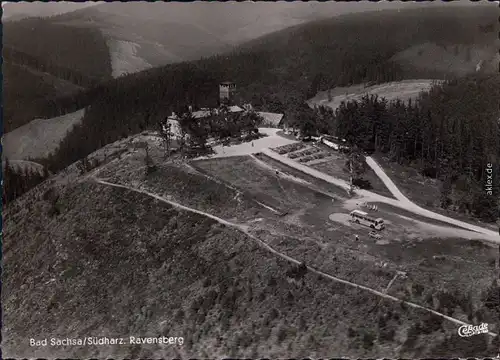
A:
236 5 498 83
45 2 369 75
7 1 432 133
4 2 497 152
29 4 498 178
1 2 99 21
13 1 458 76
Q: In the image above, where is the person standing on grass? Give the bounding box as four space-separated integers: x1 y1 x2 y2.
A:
355 234 359 241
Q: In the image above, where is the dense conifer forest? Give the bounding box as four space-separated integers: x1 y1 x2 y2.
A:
306 75 500 222
3 61 63 132
2 160 49 205
3 18 112 132
3 18 112 81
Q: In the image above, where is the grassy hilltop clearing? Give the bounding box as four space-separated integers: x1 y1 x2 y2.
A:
3 137 499 358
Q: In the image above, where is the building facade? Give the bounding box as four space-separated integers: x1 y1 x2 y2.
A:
219 82 236 105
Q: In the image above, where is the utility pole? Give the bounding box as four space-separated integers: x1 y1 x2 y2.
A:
348 145 355 196
165 122 172 159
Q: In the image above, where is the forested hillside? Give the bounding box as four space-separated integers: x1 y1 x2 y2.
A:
42 1 398 70
2 160 49 206
3 17 112 132
239 5 496 94
4 18 112 81
36 6 497 174
3 51 87 133
4 61 65 133
2 2 97 22
314 75 500 222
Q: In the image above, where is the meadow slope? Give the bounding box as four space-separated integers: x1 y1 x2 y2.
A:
3 139 498 358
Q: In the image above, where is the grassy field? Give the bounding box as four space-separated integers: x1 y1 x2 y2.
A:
308 80 440 112
106 39 152 78
253 152 350 197
96 152 265 223
3 109 85 161
3 137 499 358
193 156 332 215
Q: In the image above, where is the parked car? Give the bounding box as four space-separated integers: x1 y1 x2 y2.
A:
368 231 382 239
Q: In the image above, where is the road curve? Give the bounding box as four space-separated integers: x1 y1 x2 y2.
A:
365 156 500 241
93 177 497 338
261 148 499 244
365 156 409 202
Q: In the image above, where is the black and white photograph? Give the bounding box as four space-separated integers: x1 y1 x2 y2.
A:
2 0 500 358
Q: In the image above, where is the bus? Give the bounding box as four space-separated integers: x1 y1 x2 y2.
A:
349 210 385 230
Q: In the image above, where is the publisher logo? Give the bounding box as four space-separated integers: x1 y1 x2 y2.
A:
458 323 489 337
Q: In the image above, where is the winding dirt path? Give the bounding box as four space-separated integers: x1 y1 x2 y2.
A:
93 177 498 338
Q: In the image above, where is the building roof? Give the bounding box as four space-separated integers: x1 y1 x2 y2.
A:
257 112 284 127
191 106 243 118
322 138 340 150
228 105 244 113
169 106 246 121
192 110 212 119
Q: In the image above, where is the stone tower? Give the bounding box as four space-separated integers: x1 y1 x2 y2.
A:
219 82 236 105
